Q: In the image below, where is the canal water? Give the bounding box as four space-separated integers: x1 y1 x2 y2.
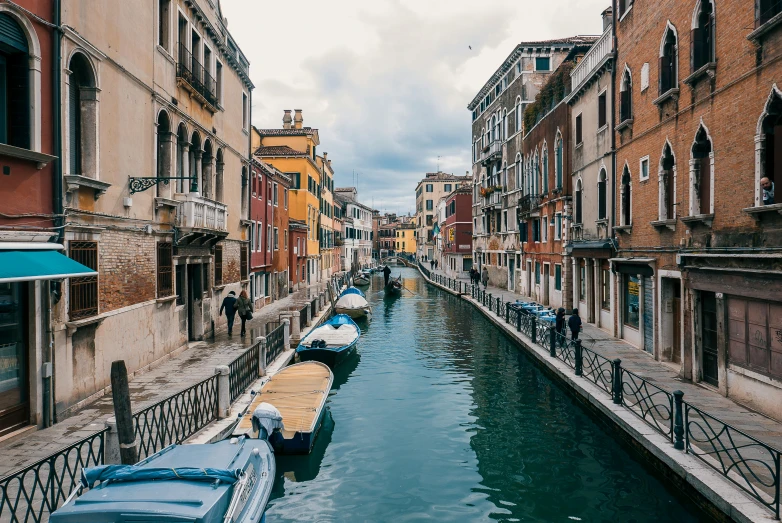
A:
268 267 709 522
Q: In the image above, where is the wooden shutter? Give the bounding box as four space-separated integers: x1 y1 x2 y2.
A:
659 55 671 94
691 28 702 71
620 90 631 121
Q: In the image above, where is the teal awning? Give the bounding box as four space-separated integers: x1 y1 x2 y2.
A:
0 250 97 283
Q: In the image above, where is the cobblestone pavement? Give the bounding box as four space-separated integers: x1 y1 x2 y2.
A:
425 267 782 451
0 283 328 477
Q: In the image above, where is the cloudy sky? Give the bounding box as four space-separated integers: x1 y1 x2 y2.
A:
221 0 607 215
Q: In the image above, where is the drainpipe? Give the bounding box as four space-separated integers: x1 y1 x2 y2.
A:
45 0 63 428
610 0 618 249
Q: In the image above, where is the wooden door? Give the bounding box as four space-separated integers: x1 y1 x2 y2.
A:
701 291 719 386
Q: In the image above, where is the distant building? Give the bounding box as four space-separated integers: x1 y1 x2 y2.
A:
335 187 374 270
443 186 474 278
414 171 470 260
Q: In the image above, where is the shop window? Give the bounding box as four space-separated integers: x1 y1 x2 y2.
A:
624 275 640 329
601 263 611 310
579 262 586 301
157 242 173 297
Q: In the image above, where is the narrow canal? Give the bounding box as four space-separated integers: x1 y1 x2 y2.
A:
268 267 709 522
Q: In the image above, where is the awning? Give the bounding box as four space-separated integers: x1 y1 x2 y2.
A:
567 240 614 258
0 248 97 283
609 257 655 277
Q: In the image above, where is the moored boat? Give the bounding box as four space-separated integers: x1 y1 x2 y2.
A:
236 361 333 455
353 274 370 287
297 314 360 368
50 434 276 523
335 290 371 318
385 275 403 296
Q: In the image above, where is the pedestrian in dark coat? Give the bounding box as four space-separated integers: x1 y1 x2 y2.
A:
236 289 253 336
481 266 489 289
219 291 238 336
555 307 566 343
568 308 582 341
383 265 392 286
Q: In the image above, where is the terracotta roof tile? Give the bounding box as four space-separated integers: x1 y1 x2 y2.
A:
254 145 304 157
254 127 317 136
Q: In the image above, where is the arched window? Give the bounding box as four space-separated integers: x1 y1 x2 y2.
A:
659 24 677 94
202 139 213 199
515 154 521 191
660 142 676 220
241 165 248 219
691 0 715 72
532 152 539 195
555 134 563 189
189 131 201 193
156 110 172 196
542 145 549 194
598 168 607 220
68 52 98 178
490 115 497 142
215 149 224 202
620 68 632 123
0 12 31 148
758 88 781 206
575 178 583 224
758 0 782 27
621 166 632 226
691 126 713 215
515 98 522 134
176 123 188 193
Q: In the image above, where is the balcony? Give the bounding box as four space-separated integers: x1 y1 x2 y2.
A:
177 43 219 111
518 194 541 217
570 26 614 96
481 189 503 211
174 193 228 246
481 140 502 166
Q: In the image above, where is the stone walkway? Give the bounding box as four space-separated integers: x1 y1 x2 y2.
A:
0 283 329 477
425 267 782 451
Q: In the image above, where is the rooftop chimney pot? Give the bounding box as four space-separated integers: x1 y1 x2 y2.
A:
283 110 292 129
293 109 303 130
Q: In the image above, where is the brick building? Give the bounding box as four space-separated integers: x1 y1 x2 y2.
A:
51 0 252 418
414 171 470 261
442 186 474 278
612 0 782 419
468 37 597 291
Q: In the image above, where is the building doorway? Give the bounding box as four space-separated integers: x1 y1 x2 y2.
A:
543 264 550 305
700 291 719 386
661 277 682 365
508 256 515 291
187 264 203 341
0 282 29 436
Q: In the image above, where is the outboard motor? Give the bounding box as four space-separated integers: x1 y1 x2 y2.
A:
251 402 285 452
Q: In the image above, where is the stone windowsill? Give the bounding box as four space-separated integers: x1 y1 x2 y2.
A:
616 118 634 132
156 45 175 65
213 284 227 291
683 62 716 87
748 12 782 43
652 88 680 107
613 224 632 234
596 124 608 134
596 219 609 227
680 213 714 227
651 218 677 231
0 143 57 168
154 196 180 209
742 202 782 221
65 175 111 200
65 315 105 336
155 295 178 307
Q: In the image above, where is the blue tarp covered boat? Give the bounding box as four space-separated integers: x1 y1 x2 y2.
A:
340 286 365 298
297 314 360 368
50 435 275 523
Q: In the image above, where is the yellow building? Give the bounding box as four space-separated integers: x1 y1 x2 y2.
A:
253 110 322 282
396 221 417 254
316 153 336 279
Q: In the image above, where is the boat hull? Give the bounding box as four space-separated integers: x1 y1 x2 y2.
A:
298 341 356 368
335 306 369 318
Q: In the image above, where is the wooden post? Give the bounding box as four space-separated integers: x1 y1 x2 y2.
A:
110 360 138 465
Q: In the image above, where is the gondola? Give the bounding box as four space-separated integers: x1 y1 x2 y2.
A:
385 275 403 296
297 314 361 368
353 274 370 287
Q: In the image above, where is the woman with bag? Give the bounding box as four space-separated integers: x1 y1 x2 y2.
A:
236 289 253 337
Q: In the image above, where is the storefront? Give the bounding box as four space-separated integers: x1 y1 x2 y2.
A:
568 241 614 332
612 258 655 353
0 243 96 435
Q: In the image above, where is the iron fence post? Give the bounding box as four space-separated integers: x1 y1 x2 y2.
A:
506 302 510 324
516 309 522 332
531 316 537 344
673 390 685 449
775 454 780 520
487 293 492 312
574 340 583 376
258 336 267 377
216 365 230 418
496 297 501 315
550 326 556 357
612 359 622 404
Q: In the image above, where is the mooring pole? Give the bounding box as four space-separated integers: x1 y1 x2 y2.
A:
110 360 138 465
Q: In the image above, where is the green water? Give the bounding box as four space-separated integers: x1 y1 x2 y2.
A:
268 268 709 522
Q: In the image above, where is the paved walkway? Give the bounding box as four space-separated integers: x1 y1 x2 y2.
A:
425 267 782 451
0 283 329 477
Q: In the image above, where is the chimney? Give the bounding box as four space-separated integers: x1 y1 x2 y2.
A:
293 109 303 129
283 110 292 129
601 7 613 31
328 160 332 167
323 152 328 161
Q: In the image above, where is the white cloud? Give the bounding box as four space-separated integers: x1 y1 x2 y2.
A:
220 0 607 214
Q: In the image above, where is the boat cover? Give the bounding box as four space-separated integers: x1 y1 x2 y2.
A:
327 314 357 327
340 287 365 298
251 402 285 438
335 293 368 309
80 465 240 488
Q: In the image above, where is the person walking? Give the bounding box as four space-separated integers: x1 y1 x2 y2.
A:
481 266 489 289
568 308 582 341
383 265 392 286
236 289 253 337
473 268 480 286
434 260 438 270
430 260 434 271
555 307 566 345
219 291 238 336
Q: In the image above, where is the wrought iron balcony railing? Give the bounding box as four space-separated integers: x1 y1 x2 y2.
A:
518 194 541 215
177 43 218 108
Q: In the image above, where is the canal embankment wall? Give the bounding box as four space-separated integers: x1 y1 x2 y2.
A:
418 267 777 523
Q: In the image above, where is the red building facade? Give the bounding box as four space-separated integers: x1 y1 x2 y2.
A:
443 187 473 277
249 158 271 308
